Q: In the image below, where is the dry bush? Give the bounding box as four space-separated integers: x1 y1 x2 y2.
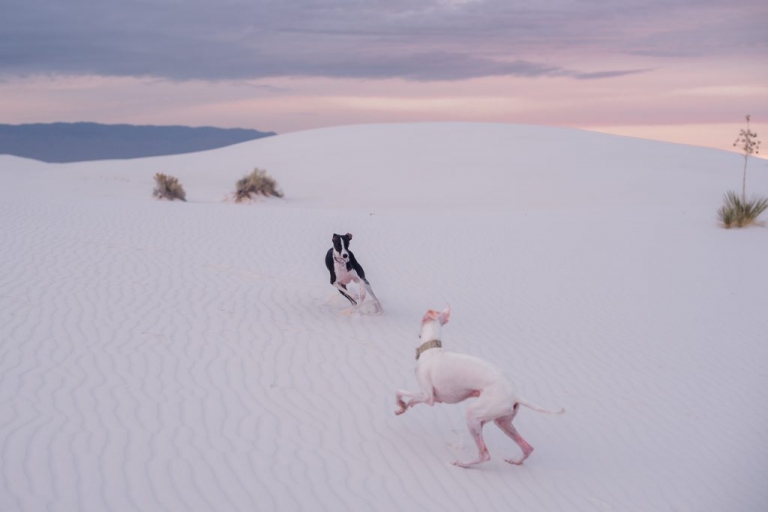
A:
153 173 186 201
235 168 283 202
718 191 768 228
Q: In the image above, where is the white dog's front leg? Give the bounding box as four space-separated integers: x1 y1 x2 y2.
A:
394 391 429 415
395 368 436 414
395 389 417 414
394 387 435 415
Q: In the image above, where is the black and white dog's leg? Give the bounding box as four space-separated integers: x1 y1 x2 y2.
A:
339 283 359 301
348 254 382 313
361 279 383 313
350 275 367 303
327 255 357 305
350 276 383 314
333 281 358 305
350 275 383 314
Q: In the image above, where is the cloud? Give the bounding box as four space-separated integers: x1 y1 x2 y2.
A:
0 0 765 82
572 69 653 80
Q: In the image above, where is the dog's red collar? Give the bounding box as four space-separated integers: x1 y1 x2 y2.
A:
416 339 442 360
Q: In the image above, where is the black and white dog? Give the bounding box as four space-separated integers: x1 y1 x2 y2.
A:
325 233 382 313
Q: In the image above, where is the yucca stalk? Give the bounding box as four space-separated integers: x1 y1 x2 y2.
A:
733 115 761 203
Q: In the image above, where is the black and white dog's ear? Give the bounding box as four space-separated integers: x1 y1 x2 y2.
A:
332 233 340 241
345 233 353 240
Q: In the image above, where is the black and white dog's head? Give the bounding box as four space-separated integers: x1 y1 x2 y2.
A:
332 233 353 261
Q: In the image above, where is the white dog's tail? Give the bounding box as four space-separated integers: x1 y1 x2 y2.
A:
517 399 565 415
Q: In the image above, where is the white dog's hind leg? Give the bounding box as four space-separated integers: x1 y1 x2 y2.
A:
494 415 534 465
452 411 491 468
452 393 513 468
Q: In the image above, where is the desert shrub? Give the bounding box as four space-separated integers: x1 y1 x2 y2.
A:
718 191 768 228
235 167 283 202
718 116 764 227
153 173 186 201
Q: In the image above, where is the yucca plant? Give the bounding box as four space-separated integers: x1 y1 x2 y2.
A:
153 173 186 201
733 115 761 202
718 190 768 228
234 167 283 202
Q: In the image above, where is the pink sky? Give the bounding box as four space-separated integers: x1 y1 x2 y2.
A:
1 0 766 154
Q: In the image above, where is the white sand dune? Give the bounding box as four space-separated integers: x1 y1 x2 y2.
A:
1 123 767 511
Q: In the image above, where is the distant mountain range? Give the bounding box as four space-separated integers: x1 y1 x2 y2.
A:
0 122 276 163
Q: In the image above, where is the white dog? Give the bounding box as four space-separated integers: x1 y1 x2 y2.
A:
395 306 563 467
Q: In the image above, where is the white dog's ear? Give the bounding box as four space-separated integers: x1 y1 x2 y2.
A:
422 309 440 324
346 232 353 240
439 305 451 325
